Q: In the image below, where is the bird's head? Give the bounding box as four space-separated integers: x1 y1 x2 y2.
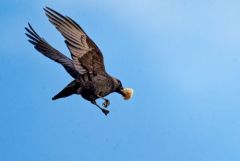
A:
113 78 134 100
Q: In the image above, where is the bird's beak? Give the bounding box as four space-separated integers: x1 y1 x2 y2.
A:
119 88 134 100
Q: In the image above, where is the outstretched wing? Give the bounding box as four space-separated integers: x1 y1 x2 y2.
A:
44 7 106 75
25 23 79 78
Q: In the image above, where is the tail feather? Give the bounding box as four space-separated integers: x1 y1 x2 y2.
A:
52 80 80 100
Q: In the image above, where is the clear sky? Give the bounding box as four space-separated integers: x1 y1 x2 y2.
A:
1 0 240 161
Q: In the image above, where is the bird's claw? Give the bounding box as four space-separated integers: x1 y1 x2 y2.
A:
101 108 109 116
102 99 110 108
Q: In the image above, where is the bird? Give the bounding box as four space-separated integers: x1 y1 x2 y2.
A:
25 7 133 115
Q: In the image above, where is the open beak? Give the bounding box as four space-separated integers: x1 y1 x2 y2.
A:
119 88 134 100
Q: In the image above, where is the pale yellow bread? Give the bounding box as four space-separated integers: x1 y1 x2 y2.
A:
123 88 134 100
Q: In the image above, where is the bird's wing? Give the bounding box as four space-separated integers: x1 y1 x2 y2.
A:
44 7 106 75
25 23 79 78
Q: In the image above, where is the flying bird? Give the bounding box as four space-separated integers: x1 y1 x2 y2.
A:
25 7 133 115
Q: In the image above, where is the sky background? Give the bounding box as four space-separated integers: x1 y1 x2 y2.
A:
1 0 240 161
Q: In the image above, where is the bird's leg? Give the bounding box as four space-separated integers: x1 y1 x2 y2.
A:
97 95 110 108
91 100 109 116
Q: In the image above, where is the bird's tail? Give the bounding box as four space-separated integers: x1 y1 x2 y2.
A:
52 80 80 100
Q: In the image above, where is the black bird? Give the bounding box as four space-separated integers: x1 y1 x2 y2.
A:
25 7 133 115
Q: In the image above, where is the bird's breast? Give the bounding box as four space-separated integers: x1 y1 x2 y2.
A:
80 75 113 100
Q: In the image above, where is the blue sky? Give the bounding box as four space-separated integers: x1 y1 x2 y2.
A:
1 0 240 161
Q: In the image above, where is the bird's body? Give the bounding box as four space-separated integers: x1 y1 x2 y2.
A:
81 74 114 99
25 7 133 115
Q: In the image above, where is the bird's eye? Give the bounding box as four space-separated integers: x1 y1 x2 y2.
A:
118 80 122 87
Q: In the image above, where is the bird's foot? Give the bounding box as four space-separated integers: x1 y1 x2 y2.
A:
101 108 109 116
102 99 110 108
92 100 110 116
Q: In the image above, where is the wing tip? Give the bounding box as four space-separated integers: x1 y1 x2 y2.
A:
24 22 31 32
43 6 51 12
28 39 37 45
